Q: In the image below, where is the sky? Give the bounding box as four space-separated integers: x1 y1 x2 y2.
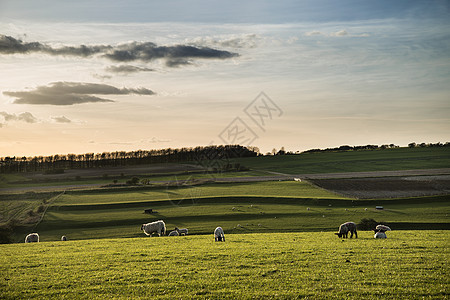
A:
0 0 449 157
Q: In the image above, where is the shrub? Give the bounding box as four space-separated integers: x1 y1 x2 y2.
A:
126 177 140 185
357 218 378 231
36 205 45 213
0 225 13 244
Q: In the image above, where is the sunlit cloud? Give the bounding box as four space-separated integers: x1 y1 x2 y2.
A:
0 111 38 123
4 82 156 105
51 116 72 123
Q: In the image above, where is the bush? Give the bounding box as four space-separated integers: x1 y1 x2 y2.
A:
0 225 13 244
36 205 45 213
357 218 378 231
126 177 140 185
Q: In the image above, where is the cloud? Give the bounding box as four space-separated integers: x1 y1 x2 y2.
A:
0 34 110 56
165 59 193 68
0 111 38 123
305 31 324 36
0 34 238 67
3 82 156 105
190 34 261 49
104 42 238 63
105 65 154 74
306 30 367 38
331 30 348 37
52 116 71 123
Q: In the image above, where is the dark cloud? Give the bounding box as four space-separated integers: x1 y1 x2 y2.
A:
0 111 38 123
3 82 156 106
52 116 72 123
0 34 239 67
105 65 154 74
104 43 239 63
0 34 109 56
165 59 192 68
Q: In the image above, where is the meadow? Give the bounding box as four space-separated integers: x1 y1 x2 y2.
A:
25 180 449 242
1 146 449 298
232 147 450 174
1 231 448 299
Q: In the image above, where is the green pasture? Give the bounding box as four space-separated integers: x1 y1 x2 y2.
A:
53 181 348 206
232 147 450 174
25 180 449 242
1 231 448 299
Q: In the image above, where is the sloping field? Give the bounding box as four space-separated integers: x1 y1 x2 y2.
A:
233 147 450 174
310 175 450 199
27 180 449 242
1 231 449 299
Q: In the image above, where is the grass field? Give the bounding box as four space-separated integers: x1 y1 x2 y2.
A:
232 147 450 174
1 231 448 299
1 147 449 298
24 180 448 242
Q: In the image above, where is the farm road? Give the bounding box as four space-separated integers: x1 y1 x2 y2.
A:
1 168 450 194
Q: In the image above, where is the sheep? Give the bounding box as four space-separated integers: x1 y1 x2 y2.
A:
374 232 387 239
335 222 358 238
175 227 188 236
141 220 166 237
373 224 391 233
25 233 39 243
214 226 225 242
168 230 179 236
61 235 67 241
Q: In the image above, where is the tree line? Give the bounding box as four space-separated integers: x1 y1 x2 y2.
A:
293 142 449 155
0 145 257 173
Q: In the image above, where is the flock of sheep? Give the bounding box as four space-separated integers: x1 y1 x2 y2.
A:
335 221 391 239
24 220 391 243
140 220 225 241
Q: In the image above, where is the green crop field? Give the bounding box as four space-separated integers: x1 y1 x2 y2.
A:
1 231 449 299
232 147 450 174
17 180 447 242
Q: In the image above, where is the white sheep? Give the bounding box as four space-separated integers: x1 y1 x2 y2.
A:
168 230 179 236
25 233 39 243
335 222 358 238
214 226 225 242
175 227 188 236
141 220 166 237
61 235 67 241
374 232 387 239
374 224 391 233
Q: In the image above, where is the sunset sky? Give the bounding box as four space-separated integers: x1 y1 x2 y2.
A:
1 0 449 157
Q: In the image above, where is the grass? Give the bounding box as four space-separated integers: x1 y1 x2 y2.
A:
1 231 449 299
232 147 450 174
30 181 449 242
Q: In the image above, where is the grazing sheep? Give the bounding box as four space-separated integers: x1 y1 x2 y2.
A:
175 227 188 236
141 220 166 237
335 222 358 238
214 226 225 242
168 230 179 236
374 232 387 239
25 233 39 243
373 224 391 233
61 235 67 241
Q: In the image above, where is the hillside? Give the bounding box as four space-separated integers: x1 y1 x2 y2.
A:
1 232 449 299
